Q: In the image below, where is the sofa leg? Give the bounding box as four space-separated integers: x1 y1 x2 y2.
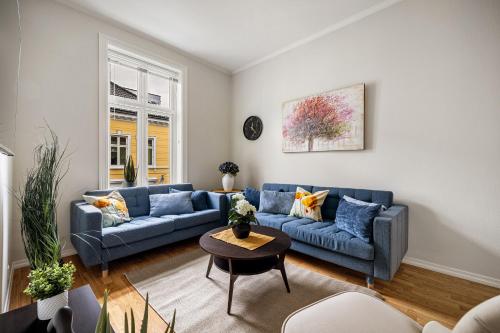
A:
101 262 109 278
366 275 374 289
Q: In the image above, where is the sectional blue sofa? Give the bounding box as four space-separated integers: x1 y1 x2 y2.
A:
254 183 408 286
70 183 226 276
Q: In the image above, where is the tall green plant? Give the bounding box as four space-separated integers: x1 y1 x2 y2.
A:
124 155 137 184
16 129 68 269
96 291 176 333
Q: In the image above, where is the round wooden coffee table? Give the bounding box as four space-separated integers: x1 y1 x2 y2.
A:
199 225 292 314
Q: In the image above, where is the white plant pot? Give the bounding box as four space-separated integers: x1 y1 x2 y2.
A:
222 174 235 191
37 290 69 320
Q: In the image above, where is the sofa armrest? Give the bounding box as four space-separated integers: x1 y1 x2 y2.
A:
373 204 408 280
70 200 103 267
207 192 228 222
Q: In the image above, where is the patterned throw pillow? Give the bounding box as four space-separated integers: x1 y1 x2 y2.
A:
289 187 329 221
82 191 131 228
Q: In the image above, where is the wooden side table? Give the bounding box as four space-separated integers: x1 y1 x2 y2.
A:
0 285 106 333
212 189 243 194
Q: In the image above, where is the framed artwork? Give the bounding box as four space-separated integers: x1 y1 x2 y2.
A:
282 83 364 152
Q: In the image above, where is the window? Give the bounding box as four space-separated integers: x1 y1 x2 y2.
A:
110 134 129 167
99 38 184 189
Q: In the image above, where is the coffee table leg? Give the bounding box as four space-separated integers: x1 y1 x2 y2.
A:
206 255 214 278
278 253 290 293
227 259 237 314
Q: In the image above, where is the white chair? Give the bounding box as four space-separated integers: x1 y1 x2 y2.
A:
282 291 500 333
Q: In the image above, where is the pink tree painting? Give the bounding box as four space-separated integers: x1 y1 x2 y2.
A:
282 83 364 152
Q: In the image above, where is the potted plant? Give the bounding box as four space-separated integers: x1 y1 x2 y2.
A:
123 155 137 187
218 161 239 191
24 262 76 320
95 290 176 333
228 193 259 239
16 128 66 269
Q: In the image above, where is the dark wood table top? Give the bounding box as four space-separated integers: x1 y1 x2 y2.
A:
199 225 291 260
0 284 103 333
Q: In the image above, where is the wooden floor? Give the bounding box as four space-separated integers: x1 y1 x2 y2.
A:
10 238 500 332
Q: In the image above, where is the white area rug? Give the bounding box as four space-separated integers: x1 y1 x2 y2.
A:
126 249 379 333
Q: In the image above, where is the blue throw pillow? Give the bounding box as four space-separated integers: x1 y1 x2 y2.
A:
335 199 381 243
258 190 295 215
149 192 194 217
170 188 208 211
244 187 260 209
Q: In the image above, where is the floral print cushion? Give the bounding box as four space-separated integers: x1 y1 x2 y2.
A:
83 191 131 227
289 187 329 222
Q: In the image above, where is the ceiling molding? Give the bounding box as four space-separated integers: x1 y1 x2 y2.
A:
232 0 403 74
53 0 232 75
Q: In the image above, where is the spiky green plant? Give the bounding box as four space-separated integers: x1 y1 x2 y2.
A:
124 155 137 184
16 128 68 269
96 291 176 333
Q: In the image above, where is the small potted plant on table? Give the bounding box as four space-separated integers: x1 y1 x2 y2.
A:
228 193 259 239
24 262 76 320
123 155 137 187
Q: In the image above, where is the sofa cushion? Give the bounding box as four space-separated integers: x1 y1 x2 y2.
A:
149 192 194 217
259 190 295 215
289 187 329 222
312 186 393 220
102 215 175 248
148 183 194 195
163 209 221 231
255 212 298 230
85 186 150 218
263 183 313 193
244 187 261 209
170 188 209 211
282 218 374 260
335 199 381 243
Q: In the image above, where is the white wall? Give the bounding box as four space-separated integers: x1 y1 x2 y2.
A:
0 0 19 152
231 0 500 281
10 0 232 262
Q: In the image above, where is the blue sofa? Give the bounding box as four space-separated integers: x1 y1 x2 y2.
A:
70 183 226 276
254 183 408 286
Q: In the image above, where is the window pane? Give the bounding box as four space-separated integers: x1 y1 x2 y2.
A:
147 73 169 106
148 138 153 147
109 107 137 188
110 147 117 165
148 148 153 166
109 62 138 100
111 136 117 144
119 147 127 165
148 113 169 185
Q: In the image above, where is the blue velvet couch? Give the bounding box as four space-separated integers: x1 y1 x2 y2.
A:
70 183 226 275
254 183 408 285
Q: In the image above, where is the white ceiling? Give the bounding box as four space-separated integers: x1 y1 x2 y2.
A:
58 0 399 73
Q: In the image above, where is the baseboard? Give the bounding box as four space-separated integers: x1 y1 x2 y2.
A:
403 256 500 289
11 248 78 270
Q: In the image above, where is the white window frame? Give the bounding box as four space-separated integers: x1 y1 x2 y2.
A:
98 34 188 189
109 134 131 168
147 136 156 168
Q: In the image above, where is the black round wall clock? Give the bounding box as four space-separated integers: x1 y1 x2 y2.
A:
243 116 263 141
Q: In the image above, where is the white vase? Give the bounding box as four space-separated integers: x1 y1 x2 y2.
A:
37 290 69 320
222 173 235 191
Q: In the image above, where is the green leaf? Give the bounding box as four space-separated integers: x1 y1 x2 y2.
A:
140 293 149 333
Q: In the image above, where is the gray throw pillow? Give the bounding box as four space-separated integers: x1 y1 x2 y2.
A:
258 190 295 215
149 192 194 217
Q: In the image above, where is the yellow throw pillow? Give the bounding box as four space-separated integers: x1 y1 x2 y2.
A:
289 187 329 222
82 191 131 227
